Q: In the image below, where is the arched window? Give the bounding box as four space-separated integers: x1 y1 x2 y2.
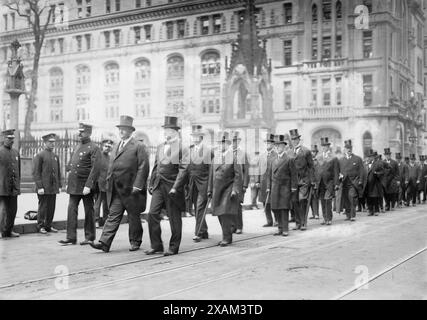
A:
167 55 184 79
105 62 119 85
336 0 342 19
201 51 220 77
135 59 150 82
76 65 90 89
49 67 63 90
312 4 318 22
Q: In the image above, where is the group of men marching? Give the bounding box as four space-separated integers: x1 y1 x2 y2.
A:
1 116 426 256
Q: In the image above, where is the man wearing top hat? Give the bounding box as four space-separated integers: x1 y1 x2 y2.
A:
207 131 243 246
407 154 421 207
417 155 426 204
32 133 62 234
422 155 427 204
339 140 364 221
230 130 250 234
289 129 315 230
91 116 150 253
146 116 189 256
59 123 101 246
266 135 297 237
94 138 114 228
310 144 320 220
186 124 214 242
382 148 399 211
365 150 384 216
395 153 409 208
316 137 340 225
0 129 21 238
258 134 278 227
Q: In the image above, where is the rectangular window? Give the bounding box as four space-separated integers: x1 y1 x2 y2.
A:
113 30 120 46
335 76 342 106
105 92 119 119
284 3 292 24
115 0 120 11
146 0 151 6
311 79 317 106
134 26 141 44
76 35 82 52
201 86 221 114
50 5 56 24
86 0 92 17
213 14 222 34
284 40 292 66
177 20 185 38
136 0 141 8
85 34 91 50
106 0 111 13
135 89 151 117
417 58 423 84
58 38 64 53
144 25 152 40
312 37 318 60
49 39 55 54
201 17 209 35
104 31 110 48
166 87 185 114
363 30 373 58
322 36 331 59
58 3 64 23
335 35 342 58
323 0 331 21
166 21 174 40
50 97 63 122
322 78 331 106
11 13 15 29
363 74 373 106
3 14 7 31
284 81 292 110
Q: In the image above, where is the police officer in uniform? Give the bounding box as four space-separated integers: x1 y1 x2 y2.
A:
339 140 364 222
33 133 61 234
187 125 213 242
289 129 315 231
146 116 189 256
382 148 399 211
266 135 297 237
0 129 21 238
59 123 101 246
207 131 243 246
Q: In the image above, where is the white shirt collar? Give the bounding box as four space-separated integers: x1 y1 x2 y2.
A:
120 136 132 148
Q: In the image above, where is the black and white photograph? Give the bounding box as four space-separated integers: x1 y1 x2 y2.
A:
0 0 426 304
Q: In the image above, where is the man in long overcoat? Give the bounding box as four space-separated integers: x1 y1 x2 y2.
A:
417 155 426 204
0 129 21 238
382 148 399 211
310 145 320 220
207 131 242 247
33 133 62 234
316 137 340 225
396 153 409 207
91 116 149 252
266 135 297 236
58 123 101 246
258 134 277 227
365 150 384 216
407 154 421 207
146 116 189 256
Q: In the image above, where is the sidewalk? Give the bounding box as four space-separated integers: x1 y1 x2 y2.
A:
13 190 258 234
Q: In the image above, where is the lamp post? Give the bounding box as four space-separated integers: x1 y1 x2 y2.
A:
4 39 26 149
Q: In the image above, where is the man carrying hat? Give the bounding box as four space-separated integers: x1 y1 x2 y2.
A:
0 129 21 238
365 150 384 216
207 131 243 246
407 154 421 207
186 125 214 242
316 137 340 225
289 129 315 231
266 135 297 237
382 148 399 211
91 116 150 253
94 138 114 228
32 133 62 234
258 134 278 227
146 116 189 256
59 123 101 246
339 140 364 221
395 153 409 208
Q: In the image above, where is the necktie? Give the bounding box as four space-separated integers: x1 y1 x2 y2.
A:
119 141 125 152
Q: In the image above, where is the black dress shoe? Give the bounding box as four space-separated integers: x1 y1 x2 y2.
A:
273 231 282 236
145 248 164 255
300 226 307 231
48 227 58 233
218 241 231 247
263 224 273 227
292 226 301 230
164 250 178 256
199 233 209 239
193 236 201 242
129 244 140 252
80 239 94 246
9 231 20 238
58 239 77 246
282 232 289 237
235 229 242 234
90 242 110 253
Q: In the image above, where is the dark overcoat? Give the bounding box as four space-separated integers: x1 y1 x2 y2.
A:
187 143 213 202
258 149 277 203
97 152 110 193
366 159 384 198
397 161 409 184
292 145 315 200
233 147 249 202
0 145 21 196
32 149 62 194
267 153 297 210
382 159 399 194
316 152 340 199
107 138 150 215
418 164 426 192
208 149 243 216
407 164 421 184
66 139 101 195
339 153 365 197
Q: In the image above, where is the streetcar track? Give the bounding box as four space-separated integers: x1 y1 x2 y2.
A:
1 208 425 296
36 212 426 299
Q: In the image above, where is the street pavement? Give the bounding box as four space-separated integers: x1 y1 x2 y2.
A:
1 202 426 300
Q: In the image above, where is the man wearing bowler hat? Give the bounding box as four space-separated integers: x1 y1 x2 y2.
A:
338 140 364 221
289 129 315 231
258 133 278 227
395 153 408 208
59 123 101 246
146 116 189 256
208 131 243 246
266 135 297 237
91 116 150 252
0 129 21 238
317 137 340 225
32 133 62 234
94 138 114 228
186 125 213 242
382 148 399 211
407 154 421 207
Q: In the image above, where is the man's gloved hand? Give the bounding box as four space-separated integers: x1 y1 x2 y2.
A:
169 188 177 197
231 191 237 199
83 187 91 195
37 188 45 195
